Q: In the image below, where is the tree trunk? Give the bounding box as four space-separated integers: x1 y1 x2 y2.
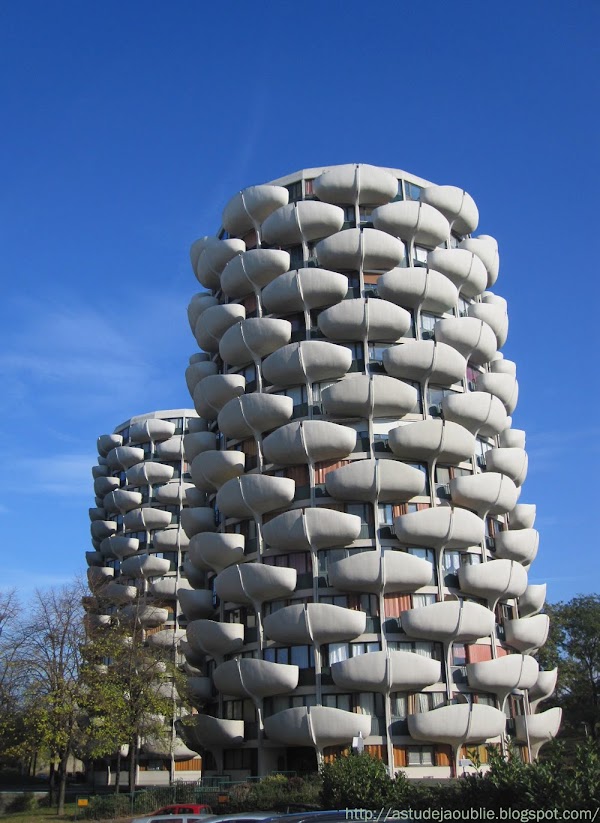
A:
48 759 57 806
115 748 121 794
57 751 69 815
128 738 138 798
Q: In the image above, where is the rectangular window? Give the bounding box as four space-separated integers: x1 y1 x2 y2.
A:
405 182 423 201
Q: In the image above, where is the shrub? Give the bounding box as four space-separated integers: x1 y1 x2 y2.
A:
320 752 393 809
7 793 38 813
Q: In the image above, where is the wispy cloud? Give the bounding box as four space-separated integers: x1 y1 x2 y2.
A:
526 427 600 473
6 453 95 496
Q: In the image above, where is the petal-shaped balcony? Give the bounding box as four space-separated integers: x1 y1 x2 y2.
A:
154 436 184 461
194 303 246 353
141 737 198 761
321 374 417 419
402 600 496 643
102 581 138 605
213 658 299 698
101 535 139 560
262 507 361 552
316 227 405 271
187 676 212 704
468 302 508 348
261 201 344 245
262 340 352 386
372 200 450 246
91 520 118 540
196 238 246 290
490 354 517 376
262 420 356 465
328 549 433 594
180 639 205 669
189 532 245 573
408 703 506 747
313 163 398 205
185 360 219 396
151 576 190 599
94 476 120 497
435 318 497 366
86 551 103 566
187 293 219 333
332 649 441 693
89 506 107 521
123 506 171 532
214 563 296 605
87 566 115 589
459 235 500 288
518 584 547 617
529 669 558 707
222 183 289 236
426 248 488 299
467 654 539 697
264 705 371 749
499 428 525 449
219 318 292 367
194 373 246 420
317 298 411 342
508 504 536 531
494 529 539 564
153 527 189 551
485 448 528 487
514 708 562 754
383 341 466 385
178 588 214 620
394 506 485 548
120 554 171 579
220 248 291 299
421 185 479 236
98 433 123 457
186 619 245 658
147 627 186 649
458 559 528 603
263 602 366 645
450 472 519 516
126 461 174 487
378 267 458 314
106 446 145 471
262 268 348 314
183 432 217 462
103 489 143 515
477 373 519 414
121 604 169 628
325 458 425 503
183 558 206 589
92 464 109 479
154 481 203 507
129 419 176 444
388 419 475 463
183 714 244 749
190 450 245 492
505 615 550 653
180 507 217 538
216 474 295 517
218 393 293 439
84 614 112 630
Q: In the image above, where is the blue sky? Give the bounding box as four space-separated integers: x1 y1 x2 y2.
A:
1 1 598 602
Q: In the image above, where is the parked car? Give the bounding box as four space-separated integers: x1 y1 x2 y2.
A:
197 815 278 823
154 805 213 816
133 813 213 823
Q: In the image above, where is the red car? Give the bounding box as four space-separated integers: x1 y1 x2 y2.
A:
154 805 213 816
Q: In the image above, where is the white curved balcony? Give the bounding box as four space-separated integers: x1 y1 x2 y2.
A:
485 448 528 487
426 249 488 299
183 558 206 590
529 669 558 706
388 419 475 463
313 164 398 205
265 705 371 749
151 576 189 599
317 297 411 342
508 504 536 531
262 340 352 386
459 235 499 288
316 227 405 271
332 649 441 693
220 248 290 298
121 604 169 628
450 472 519 516
263 602 366 645
153 527 189 552
94 476 120 497
218 393 293 439
183 714 244 749
222 183 289 236
435 317 497 367
86 551 103 566
499 428 525 449
468 302 508 348
458 559 528 603
190 450 245 492
394 506 485 548
219 317 292 367
515 708 562 753
325 458 426 503
104 489 143 514
261 200 344 245
328 549 433 594
187 676 212 704
102 582 138 605
378 267 458 314
188 532 245 573
193 303 246 353
123 507 171 531
383 341 466 385
141 737 197 761
97 433 123 457
213 658 299 699
154 436 184 460
421 185 479 236
214 563 297 605
187 293 218 333
372 200 450 246
262 507 361 552
216 474 295 517
101 535 139 560
477 373 519 414
185 360 219 396
178 588 214 620
262 420 356 465
467 654 539 697
505 615 550 652
408 703 506 747
92 464 109 479
262 268 348 314
183 431 217 462
106 446 145 471
180 507 217 539
321 374 417 419
490 354 517 376
91 520 118 540
518 584 547 617
152 482 201 508
443 392 508 437
495 529 539 564
194 373 245 420
402 600 496 643
84 614 112 630
195 238 245 290
126 461 174 487
120 554 171 579
129 419 175 444
147 627 186 649
180 639 205 669
89 507 106 521
186 619 245 658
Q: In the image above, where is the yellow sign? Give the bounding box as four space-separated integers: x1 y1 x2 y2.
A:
77 798 89 807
